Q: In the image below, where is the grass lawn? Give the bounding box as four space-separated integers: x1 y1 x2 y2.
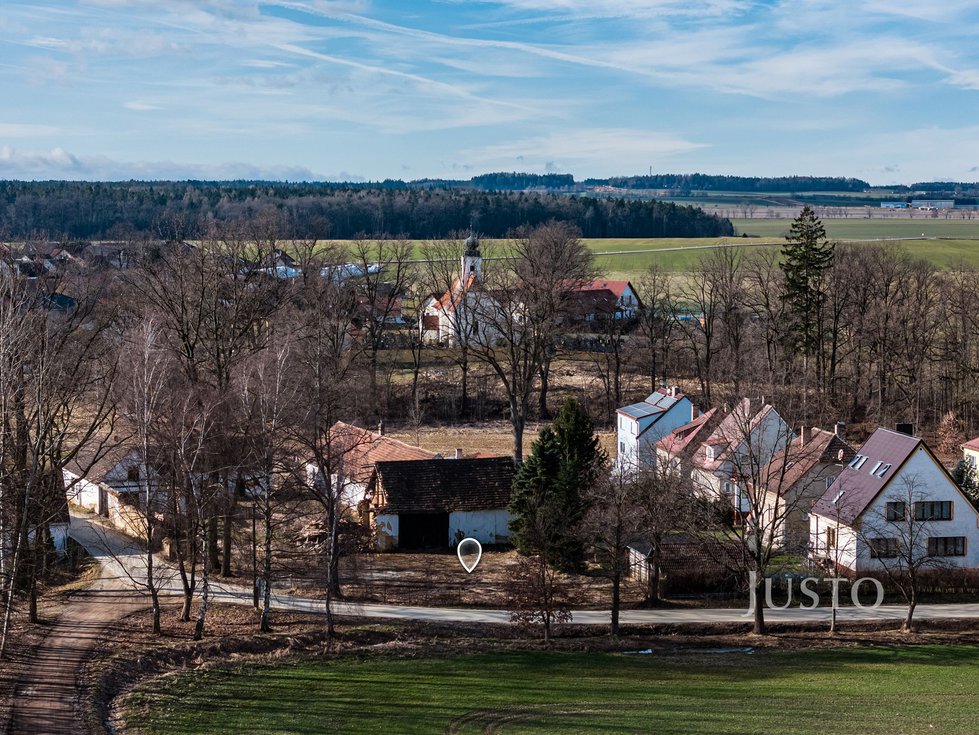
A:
126 647 979 734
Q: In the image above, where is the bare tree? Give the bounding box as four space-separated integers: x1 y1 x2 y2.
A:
471 222 597 461
854 474 951 631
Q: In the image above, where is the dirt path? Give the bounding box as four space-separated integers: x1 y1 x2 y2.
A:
8 565 144 734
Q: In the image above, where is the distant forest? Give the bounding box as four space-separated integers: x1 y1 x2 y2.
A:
0 181 733 240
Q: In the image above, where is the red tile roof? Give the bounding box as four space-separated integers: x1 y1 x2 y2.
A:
656 408 717 455
577 280 633 298
329 422 435 483
963 436 979 452
757 428 854 493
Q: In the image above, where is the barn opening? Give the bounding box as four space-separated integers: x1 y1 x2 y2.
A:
398 512 449 549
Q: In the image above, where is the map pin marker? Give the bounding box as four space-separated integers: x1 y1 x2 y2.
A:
457 537 482 574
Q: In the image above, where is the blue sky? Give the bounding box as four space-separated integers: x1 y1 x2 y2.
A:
2 0 979 183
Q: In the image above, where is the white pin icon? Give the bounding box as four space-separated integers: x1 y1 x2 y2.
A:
457 537 482 573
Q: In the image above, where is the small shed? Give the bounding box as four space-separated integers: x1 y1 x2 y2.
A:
370 457 515 550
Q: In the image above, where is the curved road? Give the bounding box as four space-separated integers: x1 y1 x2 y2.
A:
66 510 979 626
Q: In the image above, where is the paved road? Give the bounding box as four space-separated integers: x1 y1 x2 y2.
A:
64 510 979 627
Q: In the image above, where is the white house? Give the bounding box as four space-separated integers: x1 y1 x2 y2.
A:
616 387 695 470
573 280 642 320
369 456 515 550
683 398 794 510
809 427 979 573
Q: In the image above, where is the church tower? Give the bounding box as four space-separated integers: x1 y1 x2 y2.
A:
461 231 481 281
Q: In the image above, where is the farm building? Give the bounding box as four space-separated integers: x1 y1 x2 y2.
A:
368 456 515 550
809 427 979 573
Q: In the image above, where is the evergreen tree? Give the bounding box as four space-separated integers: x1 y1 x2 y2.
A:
508 399 605 570
780 205 834 359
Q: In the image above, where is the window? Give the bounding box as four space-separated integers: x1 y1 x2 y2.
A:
885 501 906 522
870 461 883 475
705 445 716 461
619 441 625 455
869 537 900 559
928 536 967 557
914 501 953 521
849 454 863 469
873 463 892 478
126 465 140 482
826 527 837 550
854 456 868 469
824 476 834 491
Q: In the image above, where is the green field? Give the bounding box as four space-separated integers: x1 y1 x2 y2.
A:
126 647 979 734
732 217 979 239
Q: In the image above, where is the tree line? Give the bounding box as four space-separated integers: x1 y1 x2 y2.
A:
0 181 733 241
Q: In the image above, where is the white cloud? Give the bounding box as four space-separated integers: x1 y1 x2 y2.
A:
469 128 707 173
0 123 64 137
123 100 161 111
0 144 359 181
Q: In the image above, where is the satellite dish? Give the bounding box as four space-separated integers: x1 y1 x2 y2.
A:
837 449 845 461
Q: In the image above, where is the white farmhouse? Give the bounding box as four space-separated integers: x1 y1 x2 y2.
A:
616 387 695 470
809 427 979 573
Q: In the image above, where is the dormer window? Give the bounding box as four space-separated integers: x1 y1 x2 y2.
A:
855 456 868 470
874 463 891 478
849 454 863 468
832 489 846 506
870 461 882 475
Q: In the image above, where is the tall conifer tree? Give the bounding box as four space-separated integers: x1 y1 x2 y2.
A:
781 206 834 360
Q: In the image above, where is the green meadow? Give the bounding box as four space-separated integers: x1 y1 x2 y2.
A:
126 646 979 734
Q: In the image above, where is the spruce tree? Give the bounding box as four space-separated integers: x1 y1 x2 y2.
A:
780 205 834 358
508 399 606 570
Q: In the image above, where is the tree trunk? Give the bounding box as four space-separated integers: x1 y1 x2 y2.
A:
207 515 219 571
752 576 766 635
538 361 551 421
610 573 621 636
459 354 469 419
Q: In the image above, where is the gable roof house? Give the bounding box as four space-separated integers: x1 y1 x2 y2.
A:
753 424 854 551
677 398 794 511
368 456 516 550
809 427 979 573
616 386 696 470
308 422 436 511
64 441 164 539
570 280 642 321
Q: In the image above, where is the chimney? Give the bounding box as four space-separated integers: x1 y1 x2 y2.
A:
668 385 680 398
896 422 914 437
834 422 846 439
377 419 385 436
455 448 464 460
800 425 813 447
691 405 699 419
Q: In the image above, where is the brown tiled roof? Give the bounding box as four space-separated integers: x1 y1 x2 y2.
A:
373 457 515 514
693 399 780 472
811 428 924 525
758 428 854 492
656 408 717 455
963 436 979 452
330 421 435 484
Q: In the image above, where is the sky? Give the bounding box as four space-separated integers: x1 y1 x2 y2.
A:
2 1 979 184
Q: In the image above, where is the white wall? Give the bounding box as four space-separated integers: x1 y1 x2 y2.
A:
856 448 979 571
448 509 511 546
64 470 104 514
811 447 979 572
375 513 399 551
617 396 693 470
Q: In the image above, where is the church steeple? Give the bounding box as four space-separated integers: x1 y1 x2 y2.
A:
462 230 481 280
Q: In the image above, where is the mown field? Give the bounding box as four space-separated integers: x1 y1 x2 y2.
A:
125 647 979 734
732 217 979 239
